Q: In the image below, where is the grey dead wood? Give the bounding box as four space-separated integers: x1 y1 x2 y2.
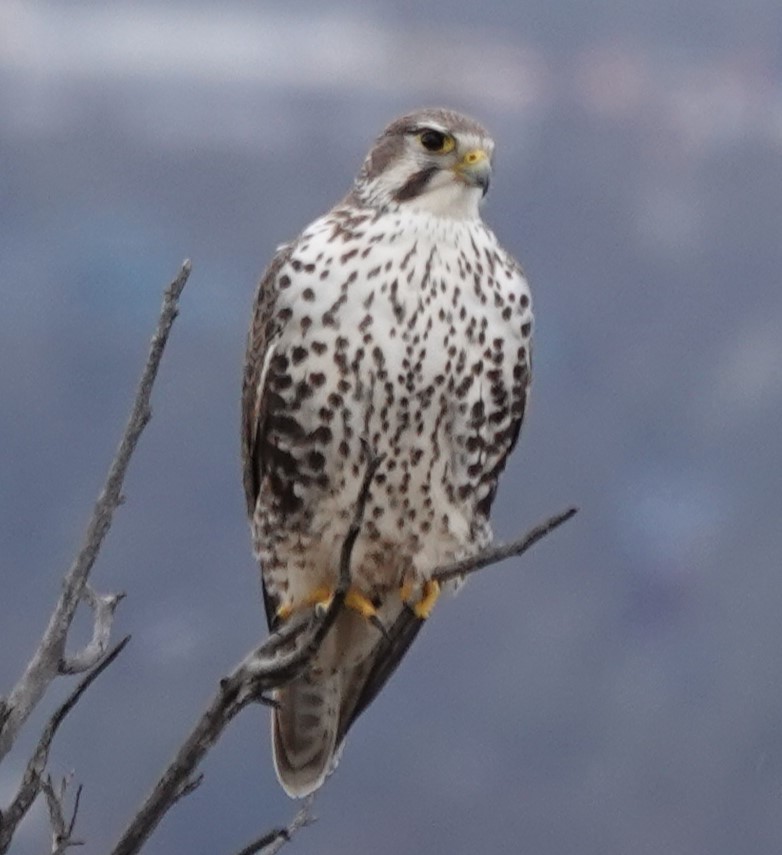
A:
233 797 316 855
0 260 191 759
0 638 129 853
59 585 127 675
109 452 385 855
0 262 191 851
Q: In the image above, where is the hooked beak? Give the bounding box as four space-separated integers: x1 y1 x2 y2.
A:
453 148 491 195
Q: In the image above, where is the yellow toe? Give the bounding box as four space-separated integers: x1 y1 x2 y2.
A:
412 579 440 619
276 585 334 621
345 587 378 619
275 602 294 621
277 584 380 622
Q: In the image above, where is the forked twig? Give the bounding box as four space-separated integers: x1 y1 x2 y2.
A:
0 263 190 854
233 796 316 855
0 639 129 853
41 773 85 853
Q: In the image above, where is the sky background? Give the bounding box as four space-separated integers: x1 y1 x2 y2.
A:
2 1 782 853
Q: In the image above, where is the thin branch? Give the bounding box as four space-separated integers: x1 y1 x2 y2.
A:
234 797 316 855
433 506 578 586
109 453 383 855
106 635 286 855
0 261 191 763
0 638 130 854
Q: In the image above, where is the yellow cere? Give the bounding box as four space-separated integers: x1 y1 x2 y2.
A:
462 149 488 166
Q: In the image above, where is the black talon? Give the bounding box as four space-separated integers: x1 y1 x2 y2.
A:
369 613 390 640
402 602 426 623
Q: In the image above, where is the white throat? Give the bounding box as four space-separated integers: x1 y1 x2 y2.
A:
403 180 484 220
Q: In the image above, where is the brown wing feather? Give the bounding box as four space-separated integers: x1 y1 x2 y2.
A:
241 242 293 628
336 608 425 743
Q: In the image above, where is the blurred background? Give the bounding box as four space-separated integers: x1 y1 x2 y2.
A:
2 1 782 853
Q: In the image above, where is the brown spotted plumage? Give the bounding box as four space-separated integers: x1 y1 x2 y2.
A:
242 108 533 797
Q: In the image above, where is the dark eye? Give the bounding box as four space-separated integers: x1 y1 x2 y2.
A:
418 129 449 152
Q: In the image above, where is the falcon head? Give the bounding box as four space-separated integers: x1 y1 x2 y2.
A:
351 108 494 219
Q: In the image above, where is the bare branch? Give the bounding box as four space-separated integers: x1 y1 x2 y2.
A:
433 506 578 586
109 453 383 855
234 797 316 855
59 586 126 675
0 260 191 763
0 638 129 853
41 774 85 853
109 468 572 855
109 461 573 855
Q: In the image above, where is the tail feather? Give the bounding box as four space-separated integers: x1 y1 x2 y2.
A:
271 603 426 797
272 671 341 798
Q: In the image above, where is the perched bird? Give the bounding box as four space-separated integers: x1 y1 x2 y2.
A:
242 108 533 797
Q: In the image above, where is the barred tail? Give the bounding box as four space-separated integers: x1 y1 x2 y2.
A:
271 671 341 798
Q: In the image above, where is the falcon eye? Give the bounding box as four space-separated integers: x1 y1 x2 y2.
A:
417 129 454 153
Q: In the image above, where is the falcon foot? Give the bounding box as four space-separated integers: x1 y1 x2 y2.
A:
400 578 441 619
276 585 387 635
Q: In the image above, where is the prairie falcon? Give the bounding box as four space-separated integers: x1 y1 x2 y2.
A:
242 108 533 797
